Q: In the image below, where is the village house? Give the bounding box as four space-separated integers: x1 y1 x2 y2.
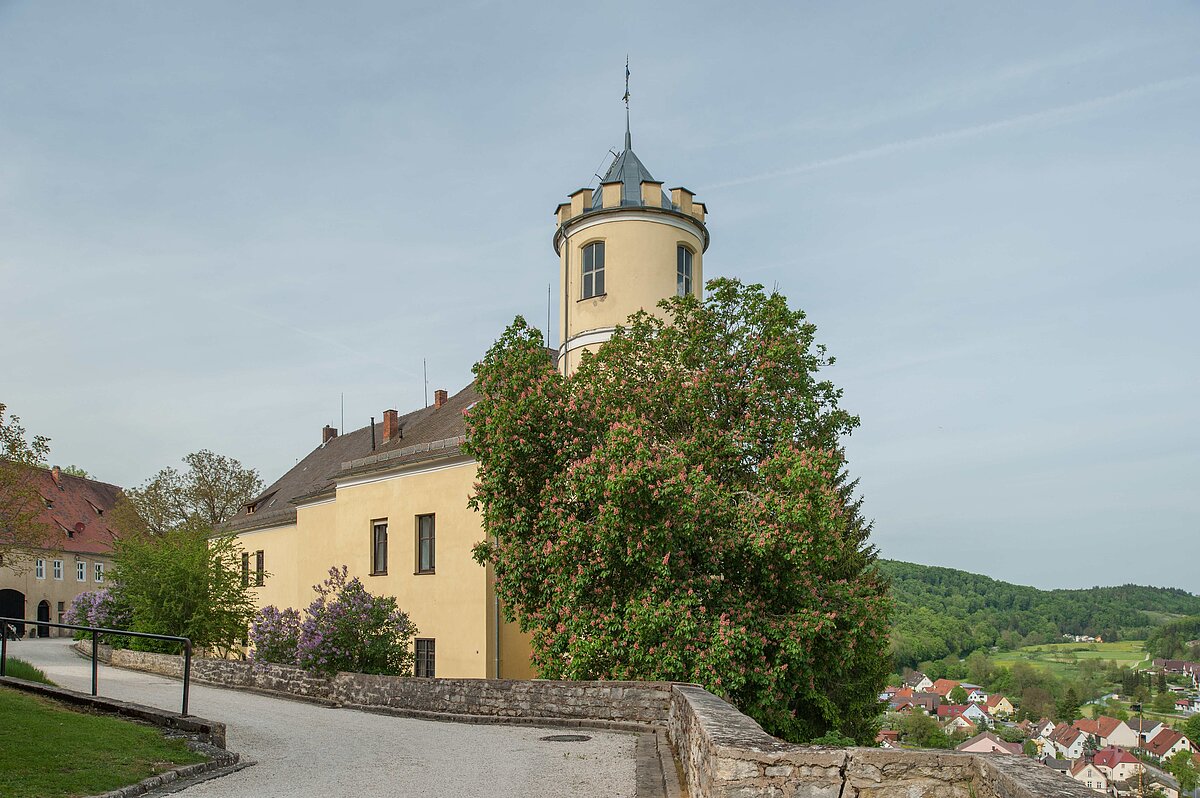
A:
956 731 1022 755
227 118 711 679
904 671 934 692
930 678 960 698
1127 718 1164 746
0 465 120 638
937 702 990 726
1067 760 1108 794
942 715 977 736
1143 727 1195 760
1049 725 1092 761
876 729 901 749
983 694 1014 718
1091 747 1144 783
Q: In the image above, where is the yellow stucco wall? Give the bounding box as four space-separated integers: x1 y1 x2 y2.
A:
234 457 535 679
558 210 705 374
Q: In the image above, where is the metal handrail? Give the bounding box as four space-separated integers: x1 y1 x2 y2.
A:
0 615 193 716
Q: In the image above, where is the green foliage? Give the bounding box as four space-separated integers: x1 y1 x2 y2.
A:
112 449 263 536
1151 690 1176 713
1 658 54 685
884 559 1200 668
1056 687 1081 722
0 403 54 570
465 280 891 745
809 730 857 747
1022 739 1038 757
948 685 968 704
110 528 257 656
1146 616 1200 659
1182 714 1200 744
898 711 951 749
1167 750 1198 794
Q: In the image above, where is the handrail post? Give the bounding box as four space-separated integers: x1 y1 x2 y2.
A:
181 640 192 717
91 629 99 696
1 629 7 676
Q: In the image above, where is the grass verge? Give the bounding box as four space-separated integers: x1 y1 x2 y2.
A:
0 686 207 798
2 656 56 685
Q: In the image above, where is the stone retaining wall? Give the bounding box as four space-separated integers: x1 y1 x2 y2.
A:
667 683 1099 798
89 645 1100 798
331 673 672 727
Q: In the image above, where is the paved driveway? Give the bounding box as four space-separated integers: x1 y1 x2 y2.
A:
11 638 637 798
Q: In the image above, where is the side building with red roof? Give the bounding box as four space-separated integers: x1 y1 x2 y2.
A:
0 465 123 637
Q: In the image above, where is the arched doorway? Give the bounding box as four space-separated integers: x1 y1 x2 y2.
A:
0 589 24 637
36 600 50 638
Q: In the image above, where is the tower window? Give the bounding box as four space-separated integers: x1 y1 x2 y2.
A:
582 242 605 299
677 246 693 296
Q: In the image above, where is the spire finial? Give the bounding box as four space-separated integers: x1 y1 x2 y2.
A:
623 55 631 150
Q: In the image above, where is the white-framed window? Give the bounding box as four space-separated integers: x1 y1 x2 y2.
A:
53 559 63 580
76 561 86 581
94 562 104 583
677 245 693 296
35 559 45 579
581 242 605 299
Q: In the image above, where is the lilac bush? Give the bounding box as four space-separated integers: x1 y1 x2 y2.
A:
248 606 301 667
63 588 131 644
250 566 417 676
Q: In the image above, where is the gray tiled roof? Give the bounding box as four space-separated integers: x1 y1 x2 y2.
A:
224 383 479 534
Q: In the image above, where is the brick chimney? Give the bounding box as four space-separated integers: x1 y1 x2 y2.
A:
51 465 61 484
322 425 338 444
382 409 400 442
433 389 448 409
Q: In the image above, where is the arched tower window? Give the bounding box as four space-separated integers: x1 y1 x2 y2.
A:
582 242 605 299
677 245 693 296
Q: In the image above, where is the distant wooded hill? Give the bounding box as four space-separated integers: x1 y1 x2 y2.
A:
879 559 1200 668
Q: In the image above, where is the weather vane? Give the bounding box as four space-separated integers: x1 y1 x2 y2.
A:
623 56 631 150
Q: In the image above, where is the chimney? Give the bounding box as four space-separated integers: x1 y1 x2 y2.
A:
383 409 400 442
322 425 338 444
433 389 448 409
51 465 61 484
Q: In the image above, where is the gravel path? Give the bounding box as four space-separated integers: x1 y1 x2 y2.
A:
12 638 637 798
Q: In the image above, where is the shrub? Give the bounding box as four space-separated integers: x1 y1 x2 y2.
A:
249 606 301 667
250 566 417 676
63 589 131 646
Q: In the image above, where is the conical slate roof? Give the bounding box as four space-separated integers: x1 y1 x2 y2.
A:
590 126 672 209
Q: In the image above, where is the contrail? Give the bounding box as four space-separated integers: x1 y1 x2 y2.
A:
701 73 1200 191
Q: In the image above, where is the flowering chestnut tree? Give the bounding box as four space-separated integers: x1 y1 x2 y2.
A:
465 278 891 744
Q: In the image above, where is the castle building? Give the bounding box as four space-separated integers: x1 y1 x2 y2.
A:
228 119 708 678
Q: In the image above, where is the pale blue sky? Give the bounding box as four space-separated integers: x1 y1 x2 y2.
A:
3 3 1197 591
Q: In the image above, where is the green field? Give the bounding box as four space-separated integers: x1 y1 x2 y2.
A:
992 640 1151 678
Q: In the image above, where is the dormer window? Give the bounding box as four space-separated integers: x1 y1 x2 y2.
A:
677 246 693 296
582 242 605 299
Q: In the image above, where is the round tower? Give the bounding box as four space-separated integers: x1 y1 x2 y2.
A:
553 124 709 374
